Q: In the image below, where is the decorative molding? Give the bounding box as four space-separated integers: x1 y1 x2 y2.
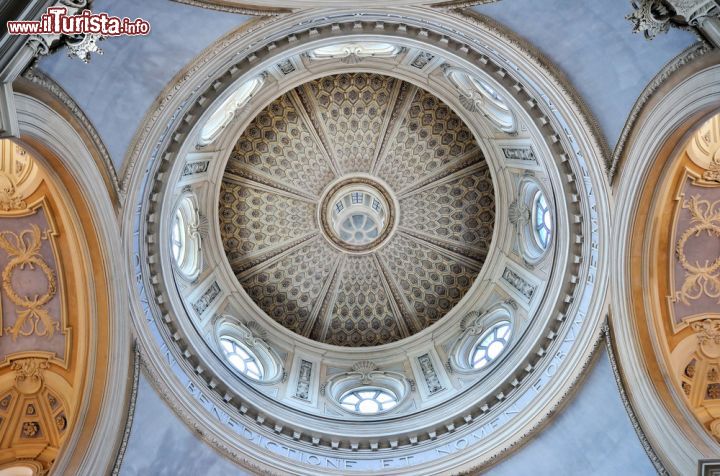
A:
627 0 720 47
501 267 536 301
294 360 313 400
111 342 141 476
417 354 444 394
502 145 537 163
610 42 710 180
1 224 58 339
603 320 668 475
192 281 221 316
699 459 720 476
170 0 291 15
182 160 209 177
19 67 121 203
11 357 50 395
123 7 610 474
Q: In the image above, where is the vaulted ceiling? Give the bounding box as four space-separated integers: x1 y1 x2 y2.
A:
219 72 494 346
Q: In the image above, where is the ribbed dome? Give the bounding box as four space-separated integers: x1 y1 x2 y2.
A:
219 73 495 346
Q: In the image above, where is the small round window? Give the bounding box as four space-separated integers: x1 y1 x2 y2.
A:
220 336 264 381
471 321 512 369
339 388 398 415
532 190 552 249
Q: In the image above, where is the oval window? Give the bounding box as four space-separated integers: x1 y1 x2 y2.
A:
339 388 398 415
220 336 264 381
471 321 512 369
532 190 552 249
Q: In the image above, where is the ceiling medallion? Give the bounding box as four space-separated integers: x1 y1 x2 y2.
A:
318 174 399 254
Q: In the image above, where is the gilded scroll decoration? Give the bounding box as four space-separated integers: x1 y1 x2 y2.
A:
0 224 58 339
0 172 26 211
675 196 720 305
11 358 50 394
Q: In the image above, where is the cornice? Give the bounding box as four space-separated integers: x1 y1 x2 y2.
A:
16 66 122 206
609 41 710 181
122 7 611 474
603 319 668 475
170 0 292 15
168 0 500 15
111 342 141 476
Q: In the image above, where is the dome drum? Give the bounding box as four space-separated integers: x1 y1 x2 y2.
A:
125 9 610 475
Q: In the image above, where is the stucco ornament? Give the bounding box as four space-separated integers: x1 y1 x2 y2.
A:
675 196 720 305
0 172 26 211
628 0 720 46
11 357 50 394
0 225 58 339
692 318 720 358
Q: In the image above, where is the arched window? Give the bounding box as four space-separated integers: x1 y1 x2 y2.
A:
0 466 35 476
339 388 398 415
514 179 553 264
170 195 201 280
450 305 515 374
170 207 186 263
471 321 512 369
215 319 285 385
445 67 516 134
325 361 410 416
199 76 264 146
532 190 552 249
220 336 264 381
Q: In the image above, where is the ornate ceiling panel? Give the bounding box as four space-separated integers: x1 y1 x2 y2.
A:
239 238 341 335
641 113 720 443
399 164 494 259
374 87 479 192
219 182 317 264
322 255 405 346
377 233 478 329
220 72 494 347
298 73 399 174
227 93 336 196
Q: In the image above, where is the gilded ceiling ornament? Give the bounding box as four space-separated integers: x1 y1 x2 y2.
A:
703 154 720 182
690 318 720 358
11 358 50 394
711 418 720 439
675 196 720 305
0 225 58 339
21 421 40 438
0 172 26 211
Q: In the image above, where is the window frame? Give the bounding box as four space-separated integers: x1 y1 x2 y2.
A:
170 194 202 281
339 387 399 415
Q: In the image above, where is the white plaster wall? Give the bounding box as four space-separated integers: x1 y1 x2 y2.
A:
484 346 655 475
474 0 697 149
37 0 249 171
120 375 253 476
119 347 652 475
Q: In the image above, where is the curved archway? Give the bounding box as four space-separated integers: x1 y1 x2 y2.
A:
611 51 720 475
0 88 132 474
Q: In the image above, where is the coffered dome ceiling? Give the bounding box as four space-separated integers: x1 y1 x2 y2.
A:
219 73 494 346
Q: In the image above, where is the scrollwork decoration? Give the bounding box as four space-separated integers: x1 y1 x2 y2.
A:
0 225 58 339
676 196 720 305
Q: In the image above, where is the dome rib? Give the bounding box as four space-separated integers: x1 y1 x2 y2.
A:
220 73 495 346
